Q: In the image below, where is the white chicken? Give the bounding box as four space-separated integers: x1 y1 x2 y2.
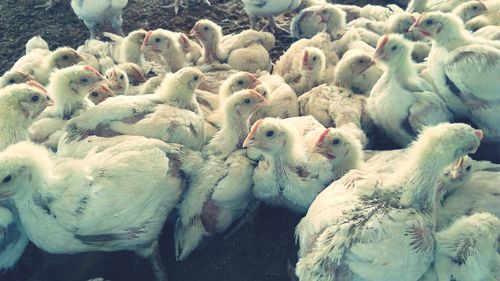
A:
174 89 268 261
103 30 148 66
190 19 275 68
29 65 107 149
241 0 302 33
295 123 483 281
250 73 299 123
0 82 52 150
141 29 187 73
0 139 193 281
291 4 347 39
367 34 452 147
410 12 500 142
274 32 338 94
453 0 489 23
62 67 206 150
0 71 33 89
87 85 116 105
333 48 382 95
298 84 371 140
421 213 500 281
38 0 129 39
0 82 52 271
12 46 84 85
243 116 341 214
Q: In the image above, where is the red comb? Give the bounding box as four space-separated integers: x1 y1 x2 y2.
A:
141 30 153 49
179 34 190 46
84 66 104 78
248 119 264 139
377 35 389 50
316 128 331 145
26 80 47 94
131 66 146 82
415 13 426 26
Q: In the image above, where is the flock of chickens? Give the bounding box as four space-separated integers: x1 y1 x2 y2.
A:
1 0 500 280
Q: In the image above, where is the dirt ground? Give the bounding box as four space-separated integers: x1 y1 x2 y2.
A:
1 0 498 280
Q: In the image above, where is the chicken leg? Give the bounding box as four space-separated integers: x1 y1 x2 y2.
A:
148 241 168 281
111 14 125 37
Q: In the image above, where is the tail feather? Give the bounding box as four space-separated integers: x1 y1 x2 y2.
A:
174 217 205 261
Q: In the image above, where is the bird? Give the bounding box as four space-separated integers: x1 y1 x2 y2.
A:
409 12 500 142
333 48 382 95
175 89 268 261
62 67 207 150
452 0 489 23
243 116 344 214
105 66 133 96
38 0 129 39
0 81 51 272
308 126 364 181
241 0 303 34
87 85 116 105
422 213 500 281
29 65 107 150
141 29 187 73
295 123 483 281
0 71 33 89
298 84 372 142
0 82 53 150
12 46 84 85
189 19 275 67
250 73 299 124
0 139 197 281
274 32 338 93
291 4 347 39
103 30 148 67
366 34 452 147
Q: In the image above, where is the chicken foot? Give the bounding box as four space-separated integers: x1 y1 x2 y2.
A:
261 16 291 34
35 0 55 10
163 0 211 15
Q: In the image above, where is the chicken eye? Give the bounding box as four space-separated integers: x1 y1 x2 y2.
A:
312 56 317 61
425 19 434 25
91 92 99 97
8 79 16 84
244 98 251 104
2 175 11 183
204 26 209 31
31 95 40 102
62 55 69 60
193 75 199 81
119 75 124 80
266 130 274 137
358 59 365 64
391 46 397 51
261 91 266 96
472 6 477 10
81 78 90 84
155 38 161 43
237 80 244 85
465 165 471 171
332 139 340 145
